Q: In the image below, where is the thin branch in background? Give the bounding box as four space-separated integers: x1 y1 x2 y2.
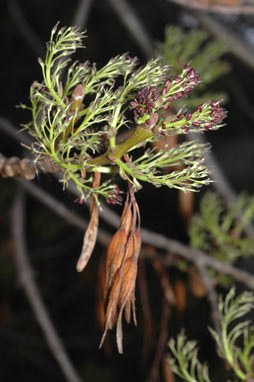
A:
195 261 221 334
146 229 254 289
0 118 254 289
72 0 94 28
191 12 254 70
21 173 254 290
106 0 154 58
2 114 254 289
19 166 254 292
6 0 44 57
11 188 82 382
168 0 254 14
0 116 33 147
17 178 111 247
67 177 254 291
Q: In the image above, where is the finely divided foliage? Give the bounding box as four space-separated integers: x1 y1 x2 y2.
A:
21 23 226 203
189 192 254 267
169 289 254 382
21 24 227 352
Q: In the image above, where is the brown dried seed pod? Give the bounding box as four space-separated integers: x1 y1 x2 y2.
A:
76 173 100 272
104 227 128 298
76 198 99 272
131 290 137 326
116 308 124 354
124 289 136 325
99 268 122 349
116 258 137 354
120 200 133 236
122 233 135 263
105 270 122 329
132 230 142 260
119 257 137 307
124 298 131 324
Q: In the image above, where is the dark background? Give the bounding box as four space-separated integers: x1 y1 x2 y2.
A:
0 1 254 381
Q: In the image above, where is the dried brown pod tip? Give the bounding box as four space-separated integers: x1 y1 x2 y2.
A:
99 189 142 353
76 172 100 272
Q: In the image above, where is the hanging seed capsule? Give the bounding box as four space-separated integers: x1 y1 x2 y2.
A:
104 228 128 296
76 197 99 272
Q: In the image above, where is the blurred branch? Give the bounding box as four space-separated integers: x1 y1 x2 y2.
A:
106 0 154 58
168 0 254 70
168 0 254 14
72 0 94 28
0 153 60 180
6 0 44 57
68 177 254 290
144 228 254 289
0 115 33 146
2 115 254 290
11 188 82 382
192 12 254 70
195 261 221 334
17 178 111 247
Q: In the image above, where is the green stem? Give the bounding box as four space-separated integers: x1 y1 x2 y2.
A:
88 126 153 166
44 49 64 106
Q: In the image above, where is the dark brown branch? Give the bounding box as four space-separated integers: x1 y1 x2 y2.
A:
168 0 254 14
0 154 60 180
11 188 82 382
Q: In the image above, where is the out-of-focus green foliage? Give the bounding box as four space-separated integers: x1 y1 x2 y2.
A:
189 192 254 262
169 288 254 382
169 332 211 382
210 288 254 381
156 26 230 107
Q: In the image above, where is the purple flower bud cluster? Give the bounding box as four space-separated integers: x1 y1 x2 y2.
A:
192 100 227 131
173 99 227 133
106 184 122 205
130 87 159 119
161 65 200 103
